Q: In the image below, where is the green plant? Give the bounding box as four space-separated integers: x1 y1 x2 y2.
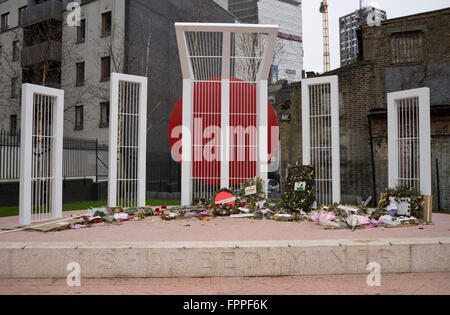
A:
237 177 266 212
282 165 316 212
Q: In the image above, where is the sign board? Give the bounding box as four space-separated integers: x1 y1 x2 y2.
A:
295 182 306 191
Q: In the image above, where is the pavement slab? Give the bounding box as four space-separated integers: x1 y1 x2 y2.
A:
0 211 449 243
0 273 448 295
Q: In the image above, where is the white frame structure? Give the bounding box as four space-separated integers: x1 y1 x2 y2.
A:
108 73 148 208
175 23 278 205
387 87 431 196
19 84 64 226
302 75 340 204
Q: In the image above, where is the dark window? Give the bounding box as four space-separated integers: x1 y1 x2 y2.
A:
391 31 423 65
100 56 111 81
101 12 112 37
99 102 110 128
11 77 18 98
77 19 86 43
1 13 9 32
12 40 20 61
74 106 84 130
76 62 85 86
10 115 17 134
18 6 27 26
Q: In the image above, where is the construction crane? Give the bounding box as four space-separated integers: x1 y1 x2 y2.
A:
319 0 330 73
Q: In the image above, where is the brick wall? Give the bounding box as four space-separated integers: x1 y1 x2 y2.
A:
278 62 378 205
277 9 450 210
362 8 450 109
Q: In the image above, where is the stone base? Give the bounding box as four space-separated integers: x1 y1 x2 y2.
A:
1 238 449 279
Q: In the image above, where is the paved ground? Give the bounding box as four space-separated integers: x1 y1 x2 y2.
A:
0 273 449 295
0 211 449 242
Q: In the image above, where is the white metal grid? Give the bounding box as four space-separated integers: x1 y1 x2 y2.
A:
302 76 340 205
176 23 278 205
109 73 148 209
188 31 222 199
397 97 420 188
31 94 54 222
388 88 431 195
229 31 263 190
20 84 64 226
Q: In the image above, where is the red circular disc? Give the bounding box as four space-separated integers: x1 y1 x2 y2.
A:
214 191 236 207
169 78 279 186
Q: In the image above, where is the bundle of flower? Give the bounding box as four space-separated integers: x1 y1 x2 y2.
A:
154 205 169 216
378 186 423 220
192 198 213 209
212 204 237 217
282 165 316 212
160 213 178 221
195 211 214 221
329 203 368 218
238 177 266 212
272 213 305 222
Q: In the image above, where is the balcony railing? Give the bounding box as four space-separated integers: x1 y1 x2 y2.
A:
21 40 62 67
21 0 63 27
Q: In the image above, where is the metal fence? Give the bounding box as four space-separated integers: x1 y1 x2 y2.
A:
0 131 108 182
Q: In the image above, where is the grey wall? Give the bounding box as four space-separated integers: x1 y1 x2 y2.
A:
385 64 450 105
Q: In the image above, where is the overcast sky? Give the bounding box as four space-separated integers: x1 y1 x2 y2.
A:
302 0 450 73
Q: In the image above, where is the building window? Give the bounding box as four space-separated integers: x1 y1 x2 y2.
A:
100 56 111 81
391 31 423 65
76 62 85 86
77 19 86 43
12 41 20 61
1 13 9 32
11 77 18 98
18 6 27 26
101 12 112 37
74 106 84 130
270 64 278 84
10 115 17 134
99 102 110 128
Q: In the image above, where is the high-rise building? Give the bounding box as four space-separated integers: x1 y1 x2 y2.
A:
339 4 387 66
215 0 304 83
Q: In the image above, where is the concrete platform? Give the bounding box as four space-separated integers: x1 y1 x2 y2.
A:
1 211 449 242
0 212 449 279
0 238 449 279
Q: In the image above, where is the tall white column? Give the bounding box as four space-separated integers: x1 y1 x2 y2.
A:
256 80 269 193
181 78 193 205
108 73 148 208
19 84 64 226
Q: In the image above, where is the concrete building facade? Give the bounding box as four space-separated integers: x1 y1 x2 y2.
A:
215 0 303 82
339 5 387 66
0 0 28 133
0 0 235 201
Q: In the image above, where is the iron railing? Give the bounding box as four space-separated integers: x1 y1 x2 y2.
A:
0 131 108 182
